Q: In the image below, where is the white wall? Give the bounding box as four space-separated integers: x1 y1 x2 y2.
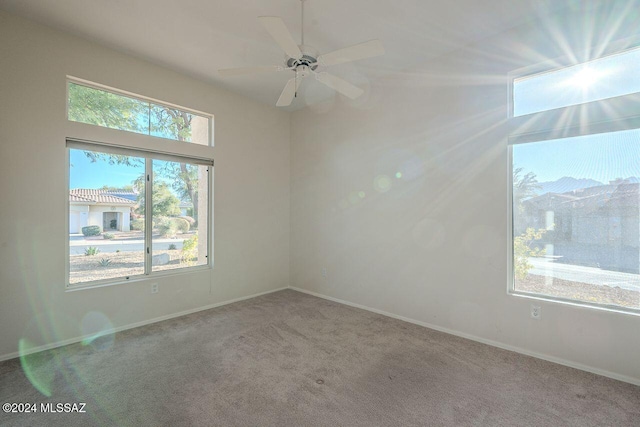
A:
291 2 640 384
0 11 290 359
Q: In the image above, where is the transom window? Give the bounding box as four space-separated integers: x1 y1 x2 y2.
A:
68 79 212 145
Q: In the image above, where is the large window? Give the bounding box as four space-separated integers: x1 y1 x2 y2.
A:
67 79 213 288
510 47 640 313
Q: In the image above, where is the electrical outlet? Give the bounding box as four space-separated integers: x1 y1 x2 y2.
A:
151 283 158 294
531 304 541 320
321 267 327 278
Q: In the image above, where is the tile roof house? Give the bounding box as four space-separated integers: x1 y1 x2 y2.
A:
69 189 137 234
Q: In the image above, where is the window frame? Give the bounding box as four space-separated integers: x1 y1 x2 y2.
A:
506 45 640 316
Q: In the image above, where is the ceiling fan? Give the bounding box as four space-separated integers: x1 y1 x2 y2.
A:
218 0 385 107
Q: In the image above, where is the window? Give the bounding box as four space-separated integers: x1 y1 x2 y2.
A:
68 80 211 145
66 79 213 288
509 47 640 313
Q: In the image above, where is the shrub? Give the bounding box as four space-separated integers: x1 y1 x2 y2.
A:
156 217 189 237
98 258 111 267
103 233 115 240
84 246 100 256
131 219 145 231
173 217 190 234
181 235 198 265
157 219 178 238
179 216 196 227
81 225 101 236
168 244 177 250
514 228 547 280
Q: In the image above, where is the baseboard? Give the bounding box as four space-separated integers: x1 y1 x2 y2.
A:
0 287 288 363
289 287 640 387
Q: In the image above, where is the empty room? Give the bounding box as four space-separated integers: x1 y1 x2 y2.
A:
1 0 639 425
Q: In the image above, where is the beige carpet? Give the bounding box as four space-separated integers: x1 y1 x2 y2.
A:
0 289 638 426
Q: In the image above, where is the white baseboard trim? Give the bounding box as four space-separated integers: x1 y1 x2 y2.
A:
289 287 640 387
0 287 288 363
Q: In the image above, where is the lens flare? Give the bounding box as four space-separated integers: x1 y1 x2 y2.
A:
374 175 392 193
19 339 54 397
348 191 361 205
81 311 115 350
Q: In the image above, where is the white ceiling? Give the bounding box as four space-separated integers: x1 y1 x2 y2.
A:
0 0 572 110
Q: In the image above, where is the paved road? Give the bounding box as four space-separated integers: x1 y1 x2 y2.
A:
529 257 640 292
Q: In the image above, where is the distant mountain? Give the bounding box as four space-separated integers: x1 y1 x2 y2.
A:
535 176 640 195
535 177 603 195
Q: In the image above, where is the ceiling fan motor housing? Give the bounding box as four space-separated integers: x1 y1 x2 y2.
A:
286 45 319 73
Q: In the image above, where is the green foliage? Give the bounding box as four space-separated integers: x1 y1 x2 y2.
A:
82 225 101 237
150 105 193 142
168 244 177 250
103 233 115 240
156 217 177 238
181 235 198 265
156 217 190 237
98 258 112 267
136 182 181 218
131 218 146 231
84 246 100 256
173 217 190 233
69 83 147 135
179 216 196 227
514 228 547 280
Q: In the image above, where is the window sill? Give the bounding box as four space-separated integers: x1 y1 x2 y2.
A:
509 289 640 317
65 265 211 292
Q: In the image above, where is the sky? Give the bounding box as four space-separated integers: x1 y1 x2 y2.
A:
513 128 640 183
69 150 143 189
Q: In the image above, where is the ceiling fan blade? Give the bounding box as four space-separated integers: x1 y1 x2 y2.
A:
316 73 364 99
218 65 281 77
318 39 385 67
276 77 301 107
258 16 302 59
